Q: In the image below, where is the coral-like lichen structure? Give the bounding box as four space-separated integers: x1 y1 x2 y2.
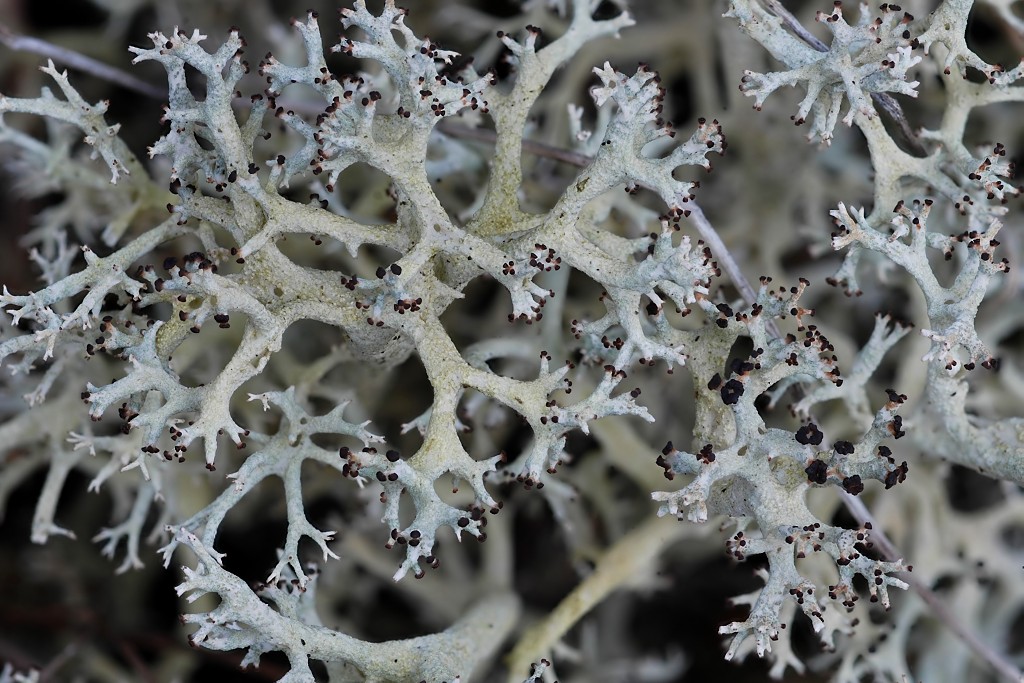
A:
1 1 1022 681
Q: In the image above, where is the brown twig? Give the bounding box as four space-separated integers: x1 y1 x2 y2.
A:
760 0 928 156
37 643 78 683
841 492 1024 683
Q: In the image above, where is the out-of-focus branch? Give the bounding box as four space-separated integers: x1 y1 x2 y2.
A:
0 23 166 99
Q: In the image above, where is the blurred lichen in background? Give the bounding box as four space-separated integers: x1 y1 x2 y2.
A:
0 0 1023 681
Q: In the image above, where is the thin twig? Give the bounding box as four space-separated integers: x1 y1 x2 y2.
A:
0 23 166 99
37 643 77 683
760 0 927 155
763 0 828 51
841 492 1024 683
686 203 758 305
437 121 595 167
116 638 159 683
